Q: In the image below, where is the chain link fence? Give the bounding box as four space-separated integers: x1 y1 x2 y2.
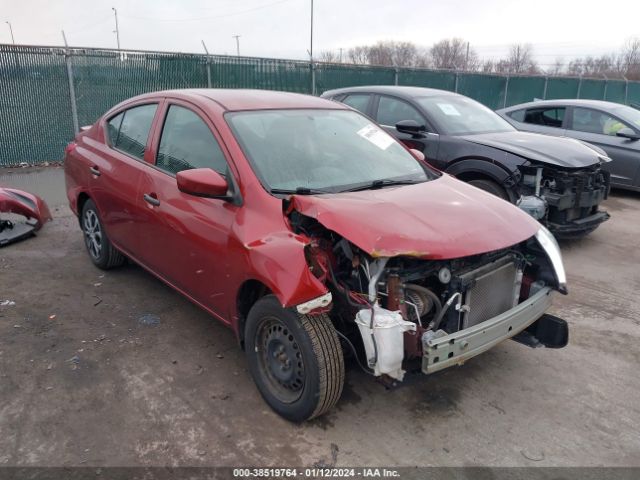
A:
2 43 640 166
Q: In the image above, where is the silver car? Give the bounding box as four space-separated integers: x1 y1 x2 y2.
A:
497 100 640 191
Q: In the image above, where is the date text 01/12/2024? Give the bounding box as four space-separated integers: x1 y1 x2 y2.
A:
232 468 401 478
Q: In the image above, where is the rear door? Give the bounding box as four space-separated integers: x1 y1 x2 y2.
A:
372 94 440 161
135 100 239 318
509 105 567 136
567 106 640 187
90 102 159 256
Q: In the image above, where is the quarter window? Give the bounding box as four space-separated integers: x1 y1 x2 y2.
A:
106 112 123 145
111 104 157 160
571 107 629 136
522 107 565 128
156 105 227 175
342 94 371 114
376 96 425 127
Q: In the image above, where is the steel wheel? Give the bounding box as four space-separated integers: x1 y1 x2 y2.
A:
257 316 305 404
83 209 103 260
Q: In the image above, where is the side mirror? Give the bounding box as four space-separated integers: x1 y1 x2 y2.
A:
409 148 425 162
615 127 640 140
396 119 427 137
177 168 229 198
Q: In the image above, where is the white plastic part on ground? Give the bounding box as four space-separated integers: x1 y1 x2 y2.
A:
355 305 417 381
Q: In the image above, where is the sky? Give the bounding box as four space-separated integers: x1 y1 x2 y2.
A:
2 0 639 69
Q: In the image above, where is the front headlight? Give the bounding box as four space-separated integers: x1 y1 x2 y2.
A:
535 226 568 294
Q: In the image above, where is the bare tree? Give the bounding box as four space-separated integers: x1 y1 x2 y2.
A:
430 38 478 71
319 50 340 63
347 46 369 65
504 43 539 74
620 37 640 79
346 41 423 67
550 57 564 76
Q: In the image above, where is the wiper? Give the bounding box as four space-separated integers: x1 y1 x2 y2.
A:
339 179 420 193
269 186 331 195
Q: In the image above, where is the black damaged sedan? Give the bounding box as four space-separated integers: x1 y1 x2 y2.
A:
322 86 611 238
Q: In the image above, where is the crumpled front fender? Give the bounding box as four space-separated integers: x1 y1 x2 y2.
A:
0 187 52 230
243 231 328 308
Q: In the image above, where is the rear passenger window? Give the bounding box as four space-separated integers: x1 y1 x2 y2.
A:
342 94 371 114
111 104 157 160
156 105 228 175
377 96 425 127
523 107 565 128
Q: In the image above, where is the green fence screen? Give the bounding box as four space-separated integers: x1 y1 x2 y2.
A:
1 44 640 165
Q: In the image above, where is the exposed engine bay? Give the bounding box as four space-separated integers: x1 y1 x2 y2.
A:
515 162 610 237
288 206 568 382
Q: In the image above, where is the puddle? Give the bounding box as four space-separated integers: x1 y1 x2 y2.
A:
0 166 67 207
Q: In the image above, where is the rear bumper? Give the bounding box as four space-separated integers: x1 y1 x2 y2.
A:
421 287 553 374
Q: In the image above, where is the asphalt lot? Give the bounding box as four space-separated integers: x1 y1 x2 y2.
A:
1 166 639 467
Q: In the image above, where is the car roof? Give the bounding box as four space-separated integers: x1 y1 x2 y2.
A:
122 88 345 112
322 85 460 100
498 98 627 112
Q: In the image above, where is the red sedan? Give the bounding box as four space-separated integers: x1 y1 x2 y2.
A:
65 89 568 421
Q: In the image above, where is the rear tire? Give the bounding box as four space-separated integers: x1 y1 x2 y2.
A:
468 178 509 200
80 199 125 270
245 295 344 422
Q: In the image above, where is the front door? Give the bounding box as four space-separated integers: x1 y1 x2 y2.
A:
136 101 239 318
568 107 640 187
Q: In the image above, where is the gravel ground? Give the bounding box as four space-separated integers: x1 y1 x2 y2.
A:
1 166 639 468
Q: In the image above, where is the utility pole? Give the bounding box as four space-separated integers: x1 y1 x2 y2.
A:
465 41 470 70
232 35 241 56
339 47 343 63
5 21 15 44
112 7 120 49
309 0 314 61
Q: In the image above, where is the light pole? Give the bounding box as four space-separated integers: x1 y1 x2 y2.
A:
232 35 241 56
5 21 15 44
309 0 313 61
112 7 120 49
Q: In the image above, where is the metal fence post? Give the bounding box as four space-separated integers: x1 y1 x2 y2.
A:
577 75 583 99
64 48 80 134
311 61 316 95
394 67 399 86
543 76 548 99
603 75 608 100
454 72 459 92
206 56 212 88
624 76 629 104
503 75 510 108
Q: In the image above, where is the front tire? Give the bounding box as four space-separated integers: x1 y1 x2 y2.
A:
245 295 344 422
81 199 125 270
468 178 509 200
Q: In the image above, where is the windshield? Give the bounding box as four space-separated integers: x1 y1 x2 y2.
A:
613 105 640 130
227 109 433 193
415 95 515 135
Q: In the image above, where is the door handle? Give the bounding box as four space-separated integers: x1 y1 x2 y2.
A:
143 193 160 206
89 166 101 176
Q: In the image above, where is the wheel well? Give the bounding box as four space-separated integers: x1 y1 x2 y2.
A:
454 171 495 183
76 192 90 225
236 280 272 348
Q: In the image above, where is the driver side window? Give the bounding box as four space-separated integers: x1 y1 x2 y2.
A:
376 96 425 128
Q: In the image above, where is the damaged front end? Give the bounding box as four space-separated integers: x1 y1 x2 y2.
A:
516 162 610 238
289 204 568 384
0 187 52 247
